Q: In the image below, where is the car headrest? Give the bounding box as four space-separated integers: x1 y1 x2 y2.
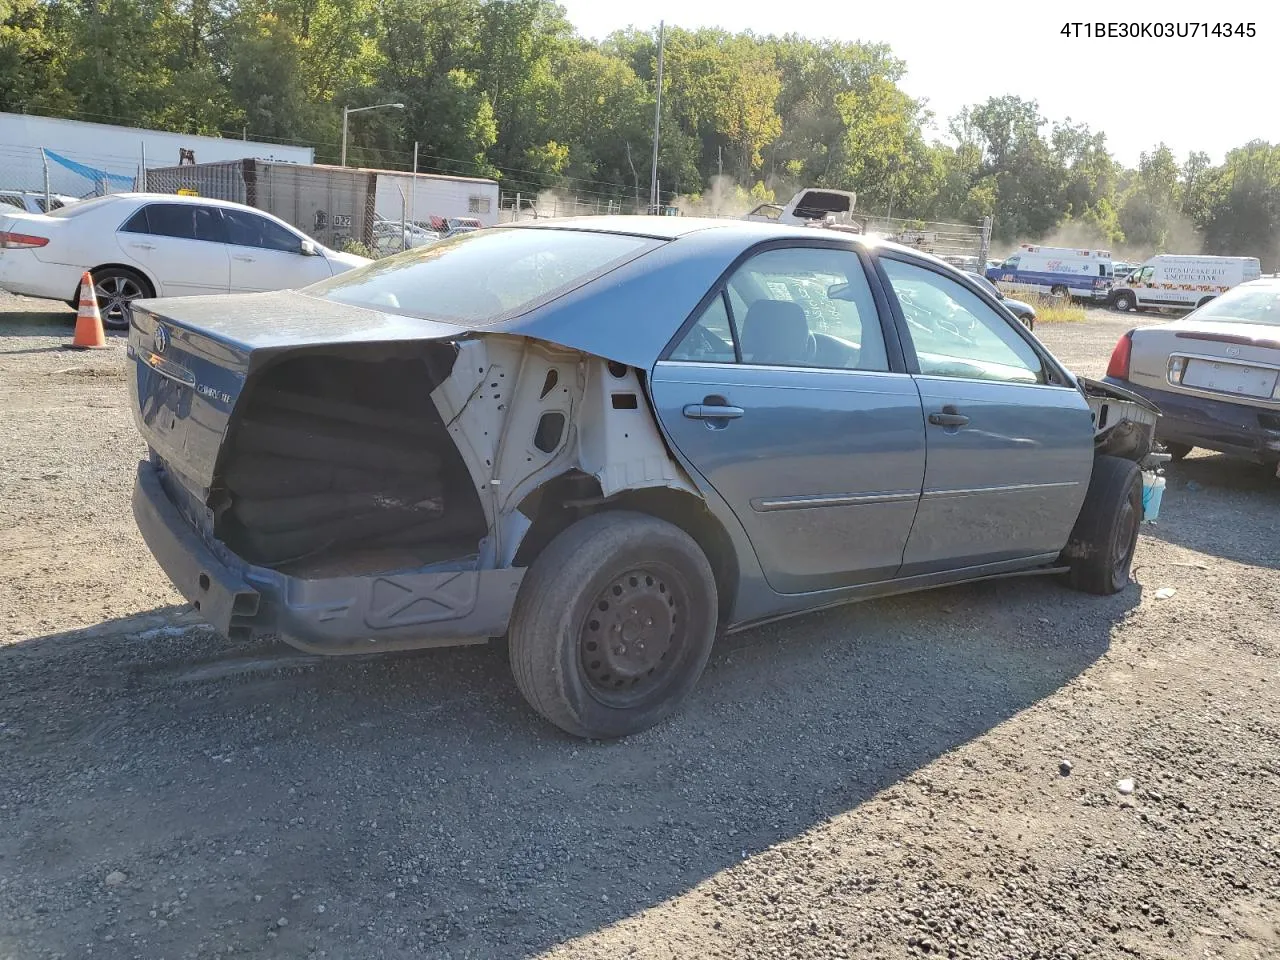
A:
740 299 810 366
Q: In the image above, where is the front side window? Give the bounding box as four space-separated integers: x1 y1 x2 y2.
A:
881 257 1045 385
223 209 302 252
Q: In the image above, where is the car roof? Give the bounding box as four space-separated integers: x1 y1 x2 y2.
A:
470 217 961 367
107 192 292 213
513 214 954 264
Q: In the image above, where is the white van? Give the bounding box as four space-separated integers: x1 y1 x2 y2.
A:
985 244 1113 301
1109 255 1262 312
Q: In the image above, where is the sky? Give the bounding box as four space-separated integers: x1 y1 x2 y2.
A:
557 0 1276 168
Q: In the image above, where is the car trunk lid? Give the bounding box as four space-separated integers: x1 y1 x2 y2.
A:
128 289 472 497
1129 319 1280 407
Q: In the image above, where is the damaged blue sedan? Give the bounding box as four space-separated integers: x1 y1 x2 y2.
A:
128 217 1161 738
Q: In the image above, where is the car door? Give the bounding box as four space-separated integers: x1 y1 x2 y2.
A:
649 242 927 595
875 254 1094 575
117 203 231 297
222 208 333 293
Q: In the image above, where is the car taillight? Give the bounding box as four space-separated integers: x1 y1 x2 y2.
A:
0 231 50 249
1106 330 1134 379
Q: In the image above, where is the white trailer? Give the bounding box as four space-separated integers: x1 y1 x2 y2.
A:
0 111 312 199
373 171 500 228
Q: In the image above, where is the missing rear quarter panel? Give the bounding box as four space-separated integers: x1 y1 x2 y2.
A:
213 346 489 576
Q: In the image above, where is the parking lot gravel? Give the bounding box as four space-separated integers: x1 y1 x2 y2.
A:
1 292 1277 960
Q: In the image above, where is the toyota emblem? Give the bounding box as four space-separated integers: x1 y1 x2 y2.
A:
1226 346 1241 358
153 324 169 354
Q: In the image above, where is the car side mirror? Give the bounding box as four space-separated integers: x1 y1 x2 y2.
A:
300 239 319 257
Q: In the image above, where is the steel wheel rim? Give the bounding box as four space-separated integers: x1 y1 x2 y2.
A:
1112 495 1139 584
94 275 143 324
579 565 689 709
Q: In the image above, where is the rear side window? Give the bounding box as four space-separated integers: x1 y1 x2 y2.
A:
121 207 150 234
140 203 227 243
223 209 302 252
308 227 662 323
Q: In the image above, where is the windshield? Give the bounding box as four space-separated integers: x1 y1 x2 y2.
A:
1192 285 1280 326
307 226 661 323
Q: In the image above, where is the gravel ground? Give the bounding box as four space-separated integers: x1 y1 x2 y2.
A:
1 293 1277 960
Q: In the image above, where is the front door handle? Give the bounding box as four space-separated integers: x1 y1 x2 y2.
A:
928 409 970 427
129 242 156 251
683 403 745 421
232 254 256 262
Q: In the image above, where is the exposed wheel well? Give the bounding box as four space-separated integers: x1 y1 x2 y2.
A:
514 473 739 623
75 264 156 302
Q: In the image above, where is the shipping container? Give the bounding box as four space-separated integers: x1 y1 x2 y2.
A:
145 160 380 251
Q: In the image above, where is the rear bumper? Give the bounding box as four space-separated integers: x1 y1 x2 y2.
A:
133 460 525 654
0 251 80 302
1103 378 1280 462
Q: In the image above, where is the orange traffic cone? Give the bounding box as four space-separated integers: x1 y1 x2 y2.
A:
65 271 108 350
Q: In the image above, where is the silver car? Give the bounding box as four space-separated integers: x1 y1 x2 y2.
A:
1104 277 1280 466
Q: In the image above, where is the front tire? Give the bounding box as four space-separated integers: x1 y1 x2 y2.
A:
1050 284 1069 299
1112 291 1135 312
1064 456 1143 595
508 511 719 739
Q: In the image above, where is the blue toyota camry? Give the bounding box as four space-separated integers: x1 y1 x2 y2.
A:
126 216 1161 738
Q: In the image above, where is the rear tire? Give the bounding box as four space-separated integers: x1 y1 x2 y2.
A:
89 267 153 330
1064 456 1143 596
1162 441 1193 462
508 511 719 739
1112 291 1134 312
1050 284 1069 299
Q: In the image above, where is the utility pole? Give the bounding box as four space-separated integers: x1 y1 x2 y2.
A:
648 20 665 213
411 141 419 225
341 102 405 167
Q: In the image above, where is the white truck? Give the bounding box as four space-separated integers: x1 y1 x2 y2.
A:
1108 254 1262 312
745 188 859 229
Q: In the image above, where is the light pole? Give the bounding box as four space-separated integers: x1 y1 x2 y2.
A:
340 102 405 167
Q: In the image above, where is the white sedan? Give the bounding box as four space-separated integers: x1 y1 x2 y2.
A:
0 193 370 328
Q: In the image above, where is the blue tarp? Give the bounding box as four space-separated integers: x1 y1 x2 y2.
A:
43 148 135 190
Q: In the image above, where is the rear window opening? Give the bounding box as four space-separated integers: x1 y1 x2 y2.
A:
792 191 853 220
213 347 488 578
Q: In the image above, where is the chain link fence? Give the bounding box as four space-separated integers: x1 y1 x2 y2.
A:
860 215 994 270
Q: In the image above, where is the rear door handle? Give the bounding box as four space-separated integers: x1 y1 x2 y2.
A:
129 242 155 250
683 404 745 421
928 410 970 427
232 254 255 262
